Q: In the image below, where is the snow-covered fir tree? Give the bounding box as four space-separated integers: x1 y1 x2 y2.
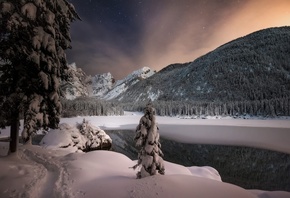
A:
133 102 165 178
0 0 79 153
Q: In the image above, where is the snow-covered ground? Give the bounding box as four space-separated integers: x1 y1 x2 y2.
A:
60 113 290 154
0 112 290 198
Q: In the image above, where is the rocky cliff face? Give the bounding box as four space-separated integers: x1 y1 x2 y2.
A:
61 65 156 100
60 63 89 100
90 72 115 97
104 67 156 100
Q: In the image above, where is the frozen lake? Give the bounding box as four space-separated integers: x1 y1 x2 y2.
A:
1 114 290 155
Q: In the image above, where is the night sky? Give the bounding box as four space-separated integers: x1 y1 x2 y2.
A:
67 0 290 79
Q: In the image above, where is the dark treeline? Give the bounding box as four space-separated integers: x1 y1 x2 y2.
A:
122 97 290 117
61 96 290 118
61 97 124 117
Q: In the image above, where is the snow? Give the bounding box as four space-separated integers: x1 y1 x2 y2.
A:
0 147 288 198
147 87 161 101
0 112 290 197
104 82 127 100
115 67 155 87
39 121 112 152
43 114 290 155
32 26 56 53
62 63 89 100
40 123 77 151
60 65 156 100
39 71 49 90
104 67 155 100
21 3 37 20
45 10 55 25
91 72 114 97
1 2 14 14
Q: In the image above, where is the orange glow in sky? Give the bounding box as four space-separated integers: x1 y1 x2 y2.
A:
69 0 290 79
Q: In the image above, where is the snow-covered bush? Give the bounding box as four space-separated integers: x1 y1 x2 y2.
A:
77 119 112 151
133 103 165 178
40 119 112 152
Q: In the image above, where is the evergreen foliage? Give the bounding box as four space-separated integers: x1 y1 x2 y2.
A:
76 119 112 151
122 97 290 117
133 103 165 178
40 120 112 152
0 0 79 150
61 97 124 117
116 27 290 104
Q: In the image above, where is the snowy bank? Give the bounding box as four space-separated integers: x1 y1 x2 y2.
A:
0 146 289 198
40 120 112 152
1 112 290 197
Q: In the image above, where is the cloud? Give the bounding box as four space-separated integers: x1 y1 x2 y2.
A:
207 0 290 49
68 20 138 78
136 0 290 72
68 0 290 79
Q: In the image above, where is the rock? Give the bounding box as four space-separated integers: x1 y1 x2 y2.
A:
40 120 112 152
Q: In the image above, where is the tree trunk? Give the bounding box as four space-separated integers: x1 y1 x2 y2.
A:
9 111 19 154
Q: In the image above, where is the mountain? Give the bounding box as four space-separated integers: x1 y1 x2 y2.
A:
103 67 155 100
90 72 115 97
61 65 156 100
60 63 89 100
115 26 290 103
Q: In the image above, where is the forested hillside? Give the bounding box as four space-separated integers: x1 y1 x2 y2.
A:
61 97 124 117
117 27 290 116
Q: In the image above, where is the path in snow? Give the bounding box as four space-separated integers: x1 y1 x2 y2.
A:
19 145 74 198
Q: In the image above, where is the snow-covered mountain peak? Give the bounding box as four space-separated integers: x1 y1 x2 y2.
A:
60 64 156 100
69 62 77 70
116 67 155 86
104 67 156 100
61 63 89 100
133 66 155 79
91 72 115 97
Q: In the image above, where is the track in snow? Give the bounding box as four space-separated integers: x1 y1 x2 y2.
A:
20 145 74 198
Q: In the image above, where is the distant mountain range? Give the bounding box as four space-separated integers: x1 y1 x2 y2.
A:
62 26 290 106
61 65 156 100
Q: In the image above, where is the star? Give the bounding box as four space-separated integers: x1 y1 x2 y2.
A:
66 0 290 79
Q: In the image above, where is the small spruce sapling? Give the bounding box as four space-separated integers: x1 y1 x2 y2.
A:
133 103 165 178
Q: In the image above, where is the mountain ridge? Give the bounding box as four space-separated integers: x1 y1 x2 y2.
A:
115 26 290 103
61 65 156 100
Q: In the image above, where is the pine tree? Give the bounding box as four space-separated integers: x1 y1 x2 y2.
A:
133 102 165 178
0 0 80 153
